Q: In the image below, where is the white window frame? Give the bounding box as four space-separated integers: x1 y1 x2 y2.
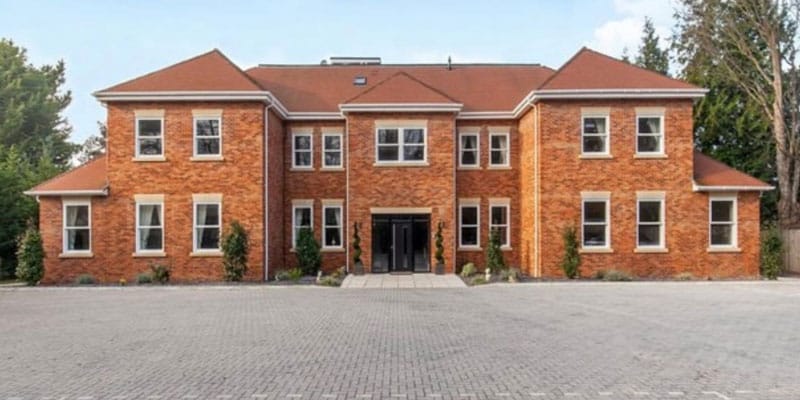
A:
292 131 313 169
488 199 511 249
709 194 738 249
192 115 223 158
458 200 481 249
581 192 611 250
134 117 164 159
193 199 222 253
636 192 666 250
635 113 665 155
488 131 510 168
292 200 313 249
322 132 344 169
581 113 610 156
322 203 344 249
458 130 480 168
135 197 165 254
374 123 428 164
62 199 91 255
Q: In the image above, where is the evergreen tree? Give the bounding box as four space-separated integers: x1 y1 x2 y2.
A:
635 17 670 75
77 122 107 164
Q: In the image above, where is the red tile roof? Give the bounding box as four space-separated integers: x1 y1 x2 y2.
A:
344 72 459 104
246 64 554 113
97 49 263 93
693 151 772 190
26 156 108 195
538 47 700 91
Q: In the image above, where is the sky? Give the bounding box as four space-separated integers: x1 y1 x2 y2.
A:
0 0 676 144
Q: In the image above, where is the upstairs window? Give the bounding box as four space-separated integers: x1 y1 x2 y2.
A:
459 132 479 168
292 133 313 168
136 118 164 157
323 133 343 169
581 115 609 155
489 132 510 167
710 196 737 248
637 115 664 154
376 127 426 163
63 201 91 253
194 201 221 252
194 117 222 157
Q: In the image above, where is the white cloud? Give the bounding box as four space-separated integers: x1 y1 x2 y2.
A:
588 0 676 58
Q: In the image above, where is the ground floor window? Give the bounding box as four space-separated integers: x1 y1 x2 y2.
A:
710 196 737 248
489 201 510 247
322 204 343 248
637 194 665 249
292 201 313 248
136 199 164 253
582 195 610 249
459 201 480 248
194 201 221 251
63 201 90 253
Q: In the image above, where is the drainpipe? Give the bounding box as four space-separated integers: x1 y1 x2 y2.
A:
345 113 350 274
264 103 273 281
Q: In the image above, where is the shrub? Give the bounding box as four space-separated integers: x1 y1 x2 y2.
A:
352 222 362 265
149 263 170 284
287 267 304 281
136 273 153 284
560 226 581 279
674 272 694 281
486 228 506 272
331 266 346 280
501 267 521 282
470 276 488 286
222 220 250 282
15 225 44 286
295 228 321 275
434 221 445 266
76 274 96 285
460 262 476 278
602 269 632 281
761 225 782 280
318 275 342 287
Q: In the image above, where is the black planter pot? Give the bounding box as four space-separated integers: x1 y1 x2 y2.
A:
435 262 445 275
353 261 365 275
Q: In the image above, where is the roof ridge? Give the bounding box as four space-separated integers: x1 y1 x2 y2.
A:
213 50 266 91
535 47 589 90
343 71 459 104
29 154 107 192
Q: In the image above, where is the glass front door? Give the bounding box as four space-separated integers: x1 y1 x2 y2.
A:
371 214 430 273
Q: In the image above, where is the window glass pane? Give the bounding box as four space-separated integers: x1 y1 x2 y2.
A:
639 201 661 223
198 227 220 249
404 129 424 144
583 225 606 246
197 138 220 155
491 135 507 149
461 227 478 246
197 204 219 226
66 205 89 227
67 229 90 251
325 228 341 247
325 207 340 226
403 145 424 161
711 201 733 222
295 208 311 227
583 117 606 134
583 201 606 223
324 135 341 150
325 152 341 166
637 136 660 153
638 225 661 246
638 117 661 134
138 120 161 136
461 150 477 165
294 135 311 150
196 119 219 136
711 225 733 245
139 228 163 250
295 152 311 166
378 146 399 161
493 226 508 246
491 150 507 165
491 206 507 225
138 138 162 155
461 207 477 224
378 129 398 144
461 135 477 150
582 136 605 153
139 204 161 226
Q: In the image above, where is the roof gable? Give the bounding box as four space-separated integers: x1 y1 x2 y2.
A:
538 47 700 91
97 49 263 93
693 151 772 190
343 72 459 105
25 156 108 196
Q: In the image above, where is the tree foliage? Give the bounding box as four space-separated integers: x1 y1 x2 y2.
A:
434 221 445 266
15 224 44 285
560 226 580 279
486 228 506 272
295 228 321 275
352 222 362 265
77 122 106 164
635 17 670 74
221 220 249 281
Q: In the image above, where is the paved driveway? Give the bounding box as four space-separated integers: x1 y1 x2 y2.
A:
1 281 799 400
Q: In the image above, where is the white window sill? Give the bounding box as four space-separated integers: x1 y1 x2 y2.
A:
458 246 482 252
373 162 430 167
290 167 314 172
580 154 613 160
132 156 166 162
132 251 167 258
321 247 345 253
634 153 667 159
487 165 512 170
190 155 224 162
707 247 741 253
634 247 669 253
580 247 613 254
59 252 93 259
457 165 482 170
501 246 513 251
320 167 345 172
190 250 223 257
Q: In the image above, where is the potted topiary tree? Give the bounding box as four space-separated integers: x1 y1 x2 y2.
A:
221 220 249 282
352 222 364 275
486 227 506 275
560 225 581 279
434 221 445 274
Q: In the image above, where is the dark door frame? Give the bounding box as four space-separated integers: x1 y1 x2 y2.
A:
371 214 430 273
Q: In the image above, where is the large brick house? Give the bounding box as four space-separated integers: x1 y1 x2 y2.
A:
26 47 772 283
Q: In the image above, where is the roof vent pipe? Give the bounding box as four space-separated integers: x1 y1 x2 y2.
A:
448 56 452 71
